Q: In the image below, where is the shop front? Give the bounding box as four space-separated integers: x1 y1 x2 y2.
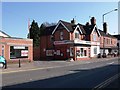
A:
53 40 100 60
0 37 33 63
53 40 92 60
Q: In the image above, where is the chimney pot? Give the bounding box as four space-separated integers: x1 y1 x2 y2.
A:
86 22 90 26
71 18 76 24
90 17 96 25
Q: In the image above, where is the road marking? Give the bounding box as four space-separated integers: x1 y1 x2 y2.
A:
1 66 62 74
106 62 114 65
93 73 120 90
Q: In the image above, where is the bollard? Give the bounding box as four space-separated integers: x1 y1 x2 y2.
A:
19 59 21 68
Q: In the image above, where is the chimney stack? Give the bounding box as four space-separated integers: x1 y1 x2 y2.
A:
90 17 96 25
71 18 76 24
103 22 107 34
86 22 90 26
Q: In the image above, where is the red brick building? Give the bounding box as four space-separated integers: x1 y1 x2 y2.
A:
98 23 118 55
40 17 103 60
99 30 118 55
0 30 33 63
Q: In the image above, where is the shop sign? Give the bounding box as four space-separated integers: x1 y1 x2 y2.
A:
14 46 25 49
74 40 91 45
54 40 73 45
21 50 28 56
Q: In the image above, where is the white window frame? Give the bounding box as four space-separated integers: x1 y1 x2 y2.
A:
75 30 79 39
76 47 88 58
60 31 63 40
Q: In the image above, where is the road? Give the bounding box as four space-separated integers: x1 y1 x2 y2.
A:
2 58 120 89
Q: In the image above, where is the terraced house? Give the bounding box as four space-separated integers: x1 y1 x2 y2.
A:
39 17 117 61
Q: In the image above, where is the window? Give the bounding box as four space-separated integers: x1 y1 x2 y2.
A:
10 46 28 59
80 48 83 56
84 50 87 56
60 31 63 40
111 39 112 44
50 35 54 42
93 34 97 41
75 30 79 39
56 50 60 55
76 48 87 57
94 47 97 54
46 50 53 56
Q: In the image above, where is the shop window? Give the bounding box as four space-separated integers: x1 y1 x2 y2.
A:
46 50 53 56
80 48 83 56
76 50 80 57
76 48 87 57
10 46 28 59
56 50 60 55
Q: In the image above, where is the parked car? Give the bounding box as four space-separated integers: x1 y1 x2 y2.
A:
102 53 107 58
97 53 102 58
0 56 6 68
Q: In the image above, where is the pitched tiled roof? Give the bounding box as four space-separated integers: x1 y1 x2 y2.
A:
60 20 86 34
60 20 76 32
42 25 56 36
77 24 86 34
0 30 11 37
98 29 116 38
82 25 95 35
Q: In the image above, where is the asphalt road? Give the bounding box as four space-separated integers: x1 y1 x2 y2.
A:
2 58 120 89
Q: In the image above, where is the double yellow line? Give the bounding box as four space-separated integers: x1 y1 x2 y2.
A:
93 73 120 89
0 66 60 74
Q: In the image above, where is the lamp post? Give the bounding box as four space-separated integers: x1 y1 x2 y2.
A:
102 9 118 24
102 9 118 56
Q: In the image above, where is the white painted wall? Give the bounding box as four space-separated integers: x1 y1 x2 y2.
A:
91 45 100 57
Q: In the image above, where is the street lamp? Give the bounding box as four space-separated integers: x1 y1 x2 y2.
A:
102 9 118 23
102 9 118 57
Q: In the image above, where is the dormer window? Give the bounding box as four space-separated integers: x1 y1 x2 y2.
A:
60 31 63 40
75 30 79 39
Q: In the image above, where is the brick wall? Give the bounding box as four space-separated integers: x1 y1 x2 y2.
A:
33 47 40 60
100 36 117 48
54 29 70 41
0 37 33 62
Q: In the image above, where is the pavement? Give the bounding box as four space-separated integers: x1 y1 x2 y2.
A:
1 56 119 74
